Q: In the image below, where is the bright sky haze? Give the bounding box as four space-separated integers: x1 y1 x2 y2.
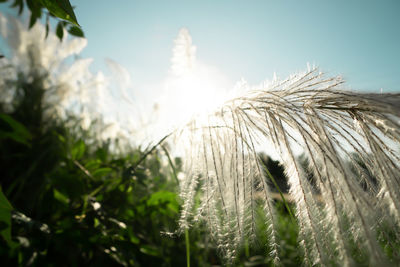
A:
67 0 400 93
1 0 400 139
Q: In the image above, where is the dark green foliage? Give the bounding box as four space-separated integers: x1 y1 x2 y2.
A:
56 21 64 40
0 69 189 266
68 25 84 38
0 113 32 146
1 0 83 40
0 97 301 267
0 114 191 265
39 0 78 26
0 188 17 250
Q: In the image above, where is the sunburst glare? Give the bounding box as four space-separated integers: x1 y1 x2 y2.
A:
148 28 231 139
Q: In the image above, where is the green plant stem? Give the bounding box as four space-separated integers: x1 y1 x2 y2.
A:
262 162 296 224
185 228 190 267
132 133 172 171
161 145 179 185
244 238 250 258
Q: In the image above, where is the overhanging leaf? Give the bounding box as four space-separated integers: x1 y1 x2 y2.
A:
56 21 64 40
11 0 24 15
68 26 84 37
40 0 79 26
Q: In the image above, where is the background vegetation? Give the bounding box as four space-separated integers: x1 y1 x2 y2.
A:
0 18 300 266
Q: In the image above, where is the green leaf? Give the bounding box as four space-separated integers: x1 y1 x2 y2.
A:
84 159 101 171
68 26 84 37
71 140 85 160
147 191 179 214
27 2 39 28
56 132 66 143
0 188 12 213
26 0 41 29
0 114 31 140
56 21 64 40
53 189 69 205
140 245 160 257
0 187 17 249
94 217 100 228
96 148 108 162
130 235 139 244
92 167 113 177
45 15 50 38
29 13 38 29
11 0 24 15
0 113 31 145
40 0 79 26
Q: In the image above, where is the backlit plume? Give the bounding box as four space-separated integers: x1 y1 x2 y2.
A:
170 28 197 77
176 68 400 265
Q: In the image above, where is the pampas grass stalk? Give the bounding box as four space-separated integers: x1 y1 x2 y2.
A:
175 68 400 266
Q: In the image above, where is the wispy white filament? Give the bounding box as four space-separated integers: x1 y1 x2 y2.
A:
177 68 400 265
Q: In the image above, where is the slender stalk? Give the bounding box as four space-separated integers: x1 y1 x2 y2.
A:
161 145 180 185
261 160 296 223
132 132 172 171
185 228 190 267
244 238 250 258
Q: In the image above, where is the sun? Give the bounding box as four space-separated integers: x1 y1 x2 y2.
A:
155 28 230 131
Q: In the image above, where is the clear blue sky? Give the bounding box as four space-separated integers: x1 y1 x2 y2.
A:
2 1 400 92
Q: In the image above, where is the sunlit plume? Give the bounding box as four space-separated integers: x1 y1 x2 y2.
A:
153 28 231 135
176 68 400 265
170 28 196 77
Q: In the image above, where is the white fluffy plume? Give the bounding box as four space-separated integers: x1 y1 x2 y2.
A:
176 68 400 265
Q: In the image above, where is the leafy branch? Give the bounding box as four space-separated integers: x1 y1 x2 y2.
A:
0 0 83 39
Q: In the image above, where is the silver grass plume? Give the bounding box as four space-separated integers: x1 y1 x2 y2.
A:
175 68 400 266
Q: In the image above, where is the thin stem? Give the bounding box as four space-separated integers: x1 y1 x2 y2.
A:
260 160 296 224
161 145 179 185
132 132 172 171
185 228 190 267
